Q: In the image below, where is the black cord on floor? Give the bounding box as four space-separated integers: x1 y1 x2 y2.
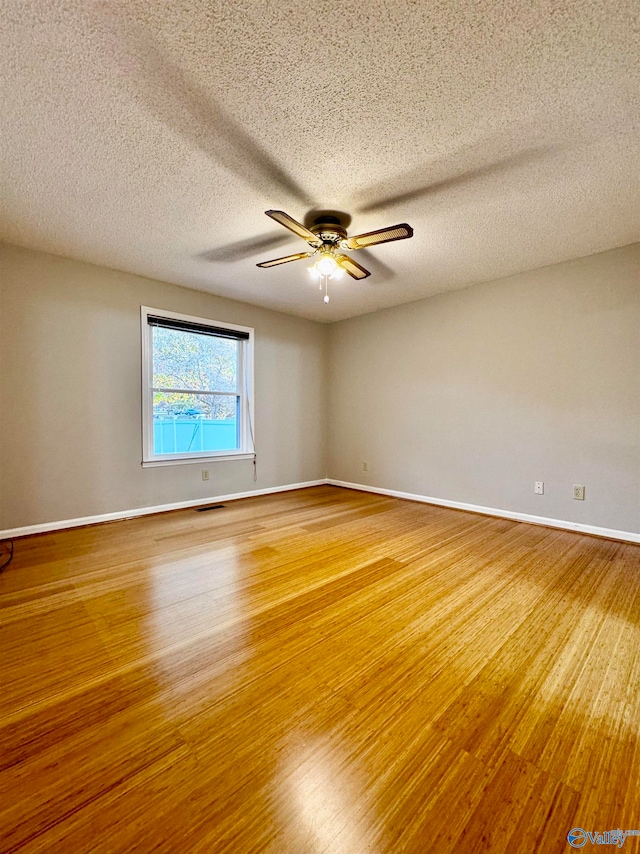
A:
0 540 14 572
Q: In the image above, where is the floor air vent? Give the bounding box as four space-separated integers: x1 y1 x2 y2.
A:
195 504 226 512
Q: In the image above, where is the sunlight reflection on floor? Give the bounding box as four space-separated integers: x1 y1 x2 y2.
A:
280 734 377 854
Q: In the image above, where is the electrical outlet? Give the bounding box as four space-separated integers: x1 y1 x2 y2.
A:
573 484 585 500
362 462 369 472
534 481 544 495
201 470 209 482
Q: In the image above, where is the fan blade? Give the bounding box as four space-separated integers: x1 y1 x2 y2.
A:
256 252 312 268
336 254 371 280
265 210 319 244
346 223 413 250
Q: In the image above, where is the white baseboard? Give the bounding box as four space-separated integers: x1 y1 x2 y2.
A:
327 479 640 544
4 478 638 545
1 480 328 539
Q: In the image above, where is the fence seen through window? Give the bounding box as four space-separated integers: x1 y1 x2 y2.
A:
152 325 240 454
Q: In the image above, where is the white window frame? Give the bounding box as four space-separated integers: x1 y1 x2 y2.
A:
141 306 255 467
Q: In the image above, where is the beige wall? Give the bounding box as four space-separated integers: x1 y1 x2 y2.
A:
0 243 328 530
328 244 640 535
2 242 639 536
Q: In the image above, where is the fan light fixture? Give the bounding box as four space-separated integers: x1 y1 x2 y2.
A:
308 251 344 280
257 210 414 305
308 251 344 302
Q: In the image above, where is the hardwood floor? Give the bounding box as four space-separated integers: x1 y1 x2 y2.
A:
1 485 639 854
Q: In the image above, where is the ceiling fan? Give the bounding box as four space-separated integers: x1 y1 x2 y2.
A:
256 210 413 302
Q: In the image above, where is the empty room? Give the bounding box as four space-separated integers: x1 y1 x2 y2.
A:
1 1 639 853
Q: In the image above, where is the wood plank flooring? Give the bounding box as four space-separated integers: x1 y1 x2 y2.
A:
1 485 639 854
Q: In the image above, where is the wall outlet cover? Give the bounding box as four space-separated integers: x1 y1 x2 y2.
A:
573 484 585 500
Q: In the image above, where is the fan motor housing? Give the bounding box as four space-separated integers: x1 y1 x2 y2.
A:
309 215 347 243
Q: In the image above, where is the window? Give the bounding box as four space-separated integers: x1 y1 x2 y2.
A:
141 307 254 466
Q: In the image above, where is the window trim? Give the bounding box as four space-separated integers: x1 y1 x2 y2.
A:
141 306 254 467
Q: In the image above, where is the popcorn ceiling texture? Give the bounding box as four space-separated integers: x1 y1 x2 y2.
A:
1 0 639 322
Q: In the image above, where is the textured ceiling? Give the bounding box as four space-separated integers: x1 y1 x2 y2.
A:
1 0 639 322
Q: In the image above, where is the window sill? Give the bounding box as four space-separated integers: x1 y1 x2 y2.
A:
142 453 255 468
